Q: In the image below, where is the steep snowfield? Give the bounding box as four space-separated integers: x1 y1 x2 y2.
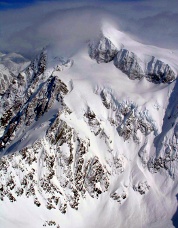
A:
0 23 178 228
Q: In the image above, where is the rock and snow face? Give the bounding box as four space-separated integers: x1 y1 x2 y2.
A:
114 49 144 80
0 24 178 228
89 36 118 63
89 25 177 84
146 57 176 83
148 79 178 177
0 64 14 95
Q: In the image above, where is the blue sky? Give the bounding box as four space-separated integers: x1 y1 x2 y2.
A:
0 0 143 10
0 0 36 10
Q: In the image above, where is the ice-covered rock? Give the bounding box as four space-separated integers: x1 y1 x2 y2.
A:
89 38 176 84
110 188 127 203
89 36 118 63
114 49 144 80
133 181 150 195
146 57 176 83
0 64 14 95
148 79 178 177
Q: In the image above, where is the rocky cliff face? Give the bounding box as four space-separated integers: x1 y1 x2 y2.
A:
0 64 14 95
146 57 176 83
89 36 177 84
89 36 118 63
114 49 144 80
148 79 178 177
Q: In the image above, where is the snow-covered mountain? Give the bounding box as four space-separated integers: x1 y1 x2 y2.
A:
0 22 178 228
0 52 30 76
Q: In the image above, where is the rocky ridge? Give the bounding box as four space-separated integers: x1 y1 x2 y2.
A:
89 36 176 83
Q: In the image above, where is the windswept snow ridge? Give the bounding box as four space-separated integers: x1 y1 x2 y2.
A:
89 33 176 84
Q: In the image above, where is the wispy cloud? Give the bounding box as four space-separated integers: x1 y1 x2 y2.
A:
0 0 178 58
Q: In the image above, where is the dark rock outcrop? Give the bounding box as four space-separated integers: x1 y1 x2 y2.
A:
89 37 118 63
114 49 144 80
89 37 177 84
146 57 176 83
